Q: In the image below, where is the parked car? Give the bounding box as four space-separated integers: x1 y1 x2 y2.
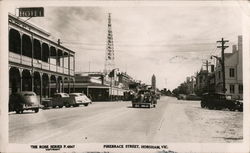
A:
201 92 243 111
50 93 74 108
69 93 92 107
9 91 40 114
156 92 161 99
186 94 201 100
177 94 186 100
132 89 157 108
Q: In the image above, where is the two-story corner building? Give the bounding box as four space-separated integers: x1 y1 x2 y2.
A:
214 36 243 99
74 72 110 101
186 76 196 94
195 70 209 95
117 72 134 90
8 14 75 99
74 72 131 101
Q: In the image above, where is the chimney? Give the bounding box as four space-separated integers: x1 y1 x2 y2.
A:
232 44 237 53
57 39 61 45
238 35 242 53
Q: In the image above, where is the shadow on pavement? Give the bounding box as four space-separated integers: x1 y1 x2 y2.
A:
8 111 37 115
127 106 153 109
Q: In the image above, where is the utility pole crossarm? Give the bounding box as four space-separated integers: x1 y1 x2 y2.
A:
217 40 229 43
217 46 229 48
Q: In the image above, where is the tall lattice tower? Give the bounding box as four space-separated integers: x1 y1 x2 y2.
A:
104 13 115 74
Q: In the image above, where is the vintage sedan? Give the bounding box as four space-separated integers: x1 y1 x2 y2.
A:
177 94 186 100
50 93 73 108
9 91 40 114
186 94 201 101
69 93 92 107
201 92 243 111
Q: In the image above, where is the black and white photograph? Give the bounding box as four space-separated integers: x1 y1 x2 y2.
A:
0 0 250 152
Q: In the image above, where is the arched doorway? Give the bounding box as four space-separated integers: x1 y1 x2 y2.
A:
64 77 69 93
9 67 21 94
57 49 63 67
9 29 21 54
34 39 41 60
22 69 32 91
50 75 57 96
22 34 32 58
33 71 41 96
42 73 49 98
42 43 49 63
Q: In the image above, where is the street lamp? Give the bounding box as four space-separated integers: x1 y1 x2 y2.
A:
211 55 226 93
109 68 119 101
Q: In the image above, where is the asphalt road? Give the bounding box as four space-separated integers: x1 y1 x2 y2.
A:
9 96 243 143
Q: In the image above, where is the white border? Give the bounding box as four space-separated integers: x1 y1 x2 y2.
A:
0 0 250 153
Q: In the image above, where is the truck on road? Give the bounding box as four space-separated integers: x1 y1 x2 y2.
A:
132 89 157 108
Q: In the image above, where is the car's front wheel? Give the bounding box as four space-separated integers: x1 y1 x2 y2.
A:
73 104 79 107
201 102 206 108
229 107 236 111
43 103 49 108
16 110 23 114
34 108 39 113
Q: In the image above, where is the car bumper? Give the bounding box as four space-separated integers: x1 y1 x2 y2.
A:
75 101 90 104
23 106 39 110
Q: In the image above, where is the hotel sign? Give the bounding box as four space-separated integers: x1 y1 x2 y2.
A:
19 7 44 17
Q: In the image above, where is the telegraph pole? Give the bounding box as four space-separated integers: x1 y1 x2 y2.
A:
202 60 210 72
202 60 211 93
217 38 229 93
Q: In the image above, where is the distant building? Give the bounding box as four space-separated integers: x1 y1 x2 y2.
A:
186 76 196 94
214 36 243 99
195 70 209 95
117 72 134 90
74 71 134 101
151 74 156 91
74 72 111 101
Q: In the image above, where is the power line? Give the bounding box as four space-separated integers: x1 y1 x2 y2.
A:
62 41 215 47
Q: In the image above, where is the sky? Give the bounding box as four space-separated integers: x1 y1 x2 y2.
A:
8 2 243 90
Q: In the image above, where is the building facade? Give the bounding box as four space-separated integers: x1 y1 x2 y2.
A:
214 36 243 99
195 70 209 95
186 76 196 94
117 72 133 90
74 72 128 101
8 14 75 99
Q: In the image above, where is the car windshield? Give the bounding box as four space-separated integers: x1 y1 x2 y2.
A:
23 93 35 96
226 95 232 100
53 94 60 98
69 93 83 97
62 93 69 97
138 90 149 94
